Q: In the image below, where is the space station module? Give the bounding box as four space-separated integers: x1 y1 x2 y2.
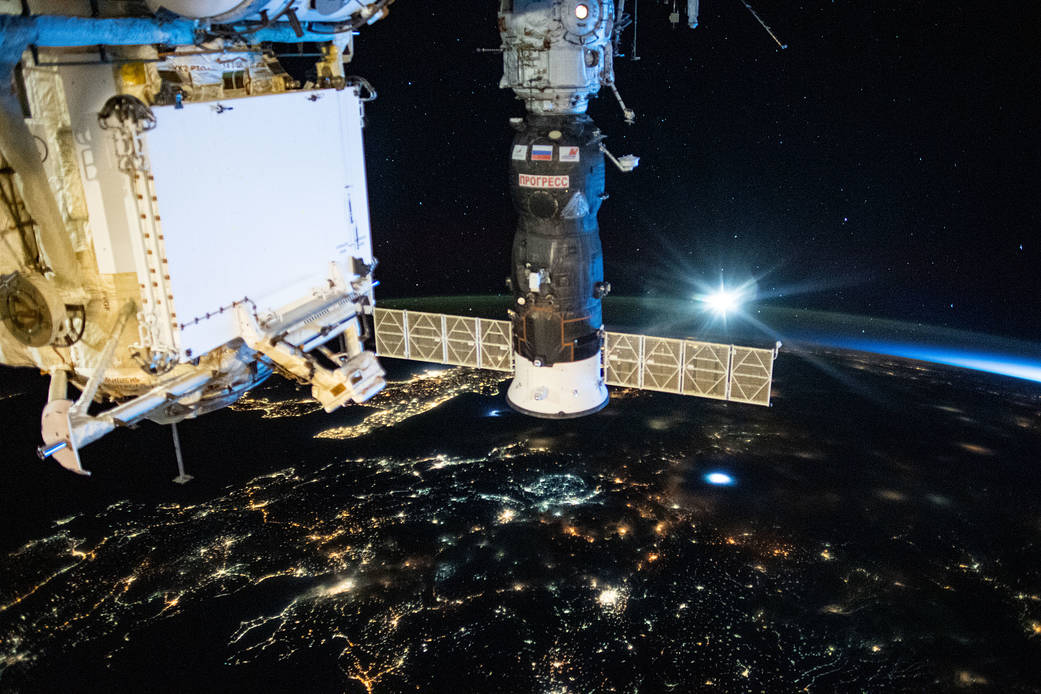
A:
0 2 391 473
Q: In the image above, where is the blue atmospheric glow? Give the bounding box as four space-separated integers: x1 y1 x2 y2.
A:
830 339 1041 384
705 472 735 486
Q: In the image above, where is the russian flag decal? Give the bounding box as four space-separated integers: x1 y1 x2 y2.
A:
531 144 554 161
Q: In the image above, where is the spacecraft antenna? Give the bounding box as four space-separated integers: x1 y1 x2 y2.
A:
737 0 788 50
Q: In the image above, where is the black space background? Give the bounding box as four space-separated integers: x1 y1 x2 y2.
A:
322 1 1040 342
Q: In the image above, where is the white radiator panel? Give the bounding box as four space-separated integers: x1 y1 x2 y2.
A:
141 88 372 357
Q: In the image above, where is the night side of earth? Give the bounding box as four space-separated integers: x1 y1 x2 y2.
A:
2 296 1041 691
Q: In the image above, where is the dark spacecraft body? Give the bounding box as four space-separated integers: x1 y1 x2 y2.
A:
507 114 609 417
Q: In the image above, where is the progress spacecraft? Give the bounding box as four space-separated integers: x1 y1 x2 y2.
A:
0 0 777 478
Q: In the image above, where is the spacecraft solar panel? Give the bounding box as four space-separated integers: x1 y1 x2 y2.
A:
604 332 642 388
373 308 407 359
641 336 684 393
682 340 730 401
444 315 479 367
604 331 774 406
728 345 774 406
372 309 514 372
406 311 446 363
478 319 514 371
373 311 773 405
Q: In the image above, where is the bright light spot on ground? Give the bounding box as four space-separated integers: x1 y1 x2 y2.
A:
595 584 629 614
322 579 354 596
705 472 735 486
420 369 447 379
